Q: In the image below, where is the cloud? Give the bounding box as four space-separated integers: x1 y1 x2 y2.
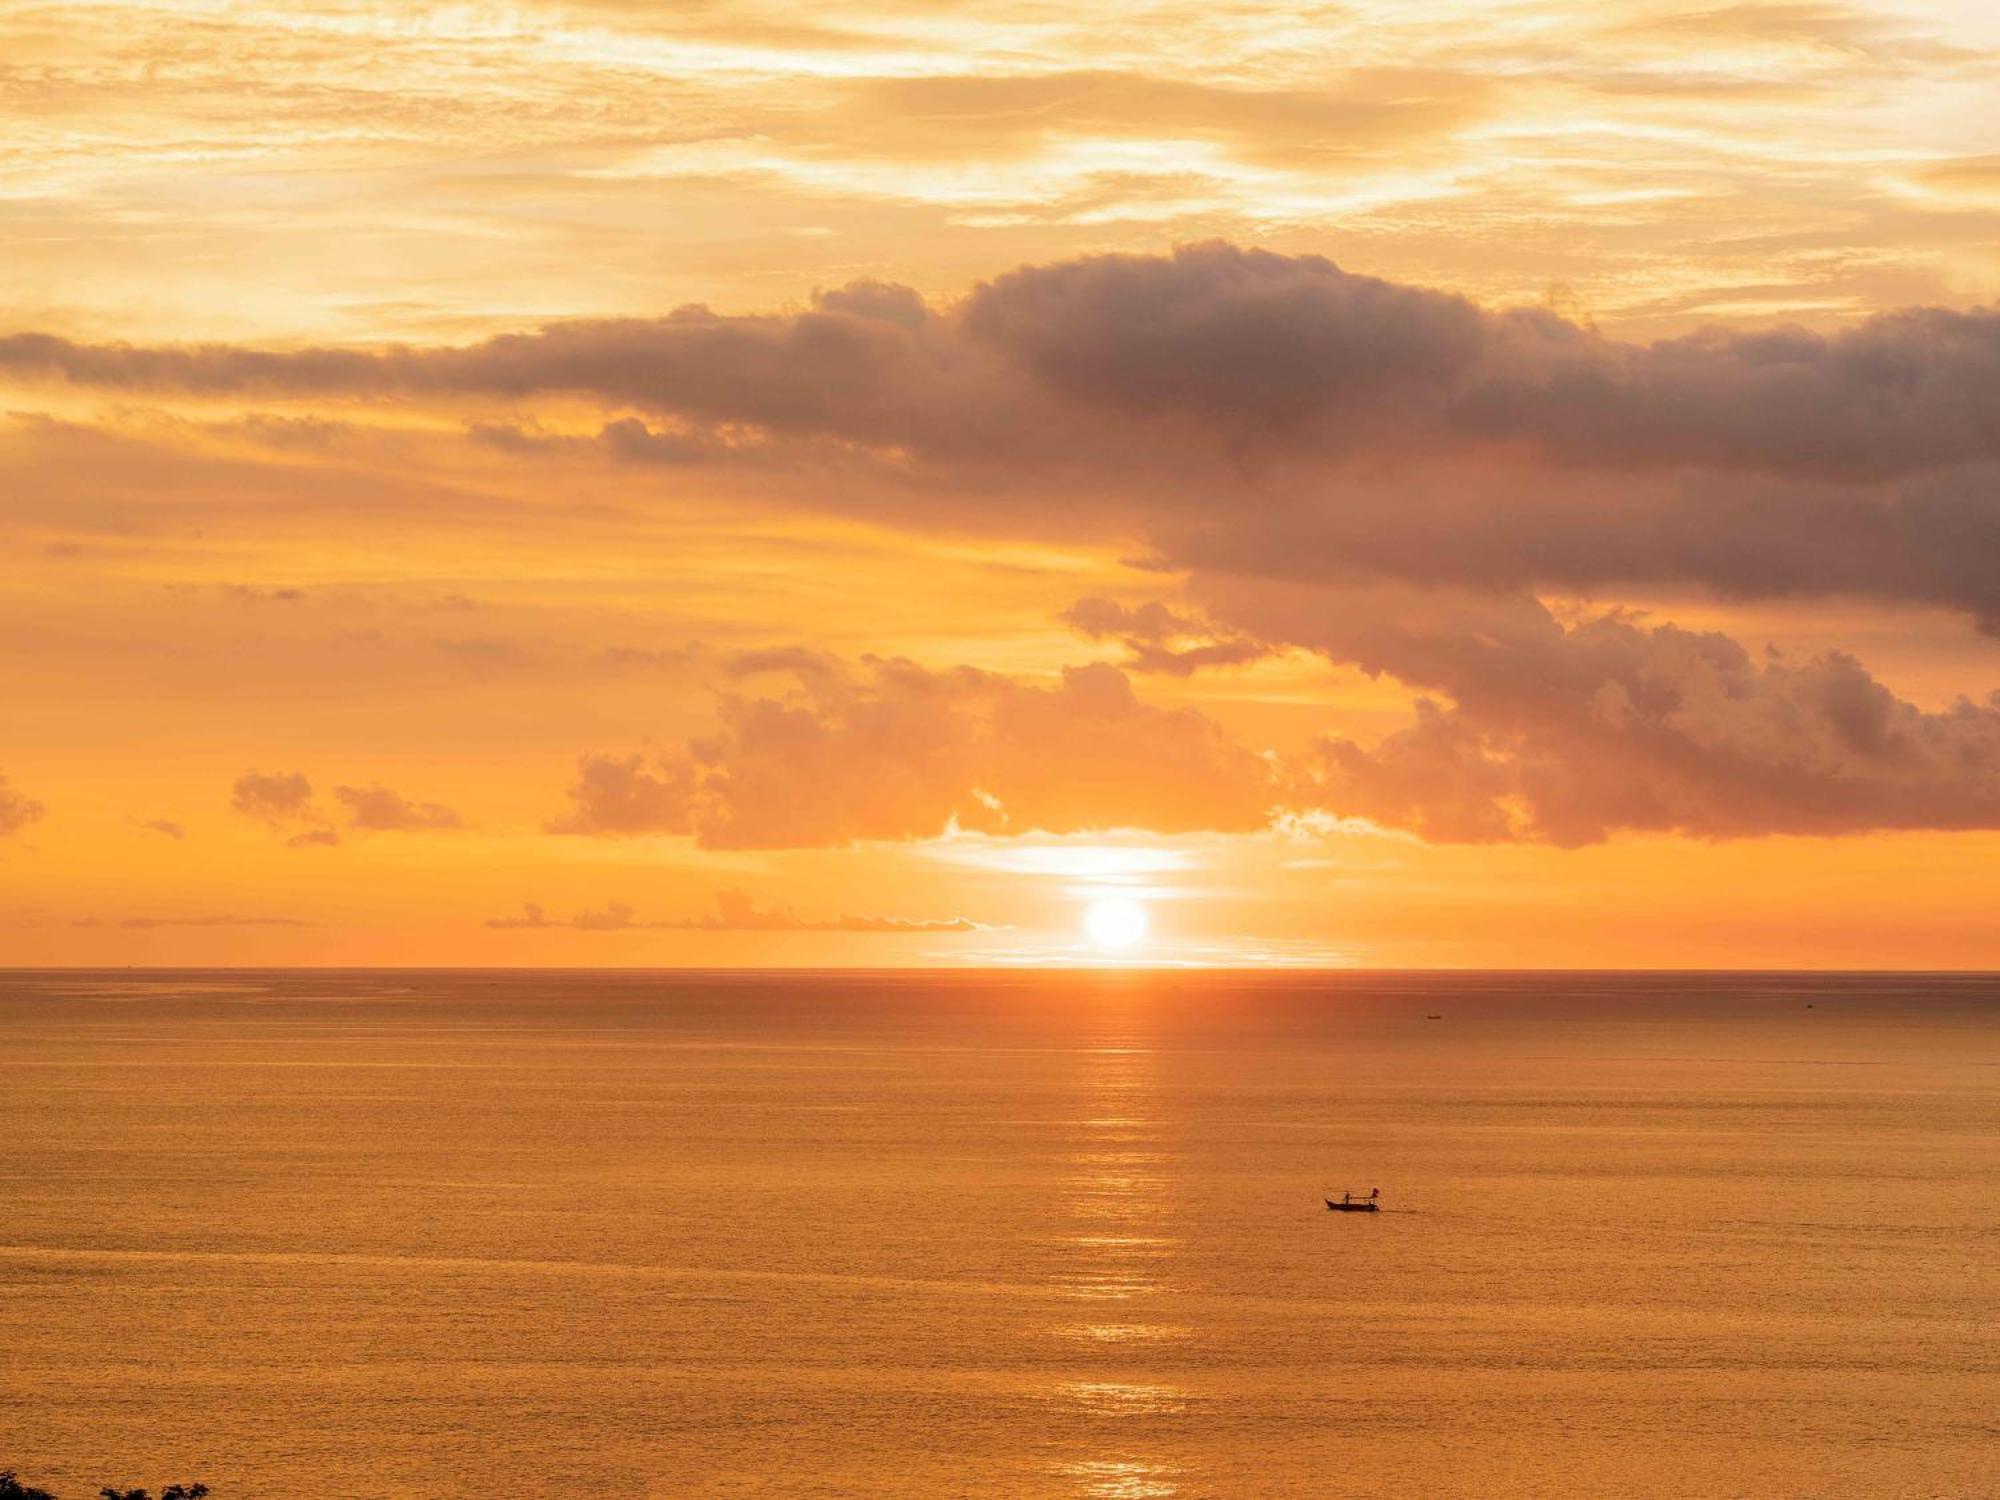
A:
20 245 2000 856
572 900 639 932
1156 462 2000 632
12 243 2000 625
231 771 465 840
231 769 340 846
0 300 980 454
549 608 2000 848
686 889 983 932
104 914 312 929
550 653 1278 847
964 244 1487 434
485 890 982 933
113 916 314 928
0 774 43 837
139 818 187 840
1060 597 1270 675
1242 585 2000 845
231 770 314 821
333 784 465 832
485 900 650 932
433 636 544 677
841 68 1495 164
486 901 555 930
0 0 1986 343
547 756 698 839
13 242 2000 480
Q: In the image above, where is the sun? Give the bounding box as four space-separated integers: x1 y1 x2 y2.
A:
1083 896 1148 953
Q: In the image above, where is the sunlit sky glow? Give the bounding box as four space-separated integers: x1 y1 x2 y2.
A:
6 0 2000 965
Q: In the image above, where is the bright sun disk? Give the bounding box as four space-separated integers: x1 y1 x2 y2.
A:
1084 896 1148 952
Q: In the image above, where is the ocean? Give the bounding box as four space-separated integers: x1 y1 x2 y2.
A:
2 969 1994 1497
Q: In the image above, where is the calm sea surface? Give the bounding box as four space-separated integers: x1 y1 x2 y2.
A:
1 970 1994 1498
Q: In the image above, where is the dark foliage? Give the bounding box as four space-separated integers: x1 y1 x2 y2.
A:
0 1476 207 1500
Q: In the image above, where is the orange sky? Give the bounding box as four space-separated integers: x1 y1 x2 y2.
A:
5 0 2000 966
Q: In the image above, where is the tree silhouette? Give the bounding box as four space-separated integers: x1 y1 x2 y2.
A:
0 1478 209 1500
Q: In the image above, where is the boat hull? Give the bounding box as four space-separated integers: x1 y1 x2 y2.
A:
1325 1201 1379 1212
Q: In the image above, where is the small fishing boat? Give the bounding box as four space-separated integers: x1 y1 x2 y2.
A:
1326 1189 1381 1212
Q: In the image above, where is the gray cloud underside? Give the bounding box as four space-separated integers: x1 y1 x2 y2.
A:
1246 588 2000 846
10 243 1999 477
8 242 2000 616
1060 597 1271 675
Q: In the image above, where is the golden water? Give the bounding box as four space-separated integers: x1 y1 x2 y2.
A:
4 970 1994 1496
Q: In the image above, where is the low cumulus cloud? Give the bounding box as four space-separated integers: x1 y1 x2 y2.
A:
487 890 982 933
231 770 465 842
0 774 44 837
230 770 315 821
232 770 340 846
333 784 465 832
549 653 1277 848
548 621 2000 847
1239 584 2000 845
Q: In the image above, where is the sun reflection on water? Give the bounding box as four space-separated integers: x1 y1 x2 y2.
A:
1056 1380 1188 1416
1045 1035 1192 1497
1055 1459 1182 1499
1051 1321 1192 1345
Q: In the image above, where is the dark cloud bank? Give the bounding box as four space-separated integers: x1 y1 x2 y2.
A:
14 244 2000 845
9 238 2000 620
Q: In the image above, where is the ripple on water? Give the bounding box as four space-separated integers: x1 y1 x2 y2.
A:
1053 1458 1181 1498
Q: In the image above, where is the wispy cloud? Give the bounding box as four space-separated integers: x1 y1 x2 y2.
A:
487 891 983 933
0 774 43 837
78 914 313 930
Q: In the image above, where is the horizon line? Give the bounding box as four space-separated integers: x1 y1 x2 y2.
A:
6 964 1999 977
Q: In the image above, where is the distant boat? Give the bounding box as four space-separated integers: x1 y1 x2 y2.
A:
1326 1189 1380 1213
